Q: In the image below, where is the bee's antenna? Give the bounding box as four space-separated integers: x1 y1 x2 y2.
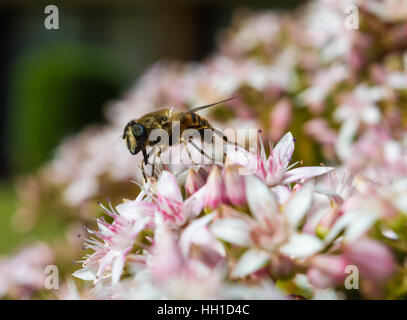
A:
184 94 243 114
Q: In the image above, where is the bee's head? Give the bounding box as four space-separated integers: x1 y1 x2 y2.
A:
123 121 148 155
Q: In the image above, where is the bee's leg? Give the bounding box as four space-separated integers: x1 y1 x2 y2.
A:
188 139 219 165
200 129 227 164
154 149 161 176
146 147 155 159
213 128 255 164
202 130 216 161
142 148 149 166
157 146 170 172
141 162 148 183
182 138 197 165
213 128 260 169
151 150 157 178
213 128 248 151
140 148 155 181
210 129 229 163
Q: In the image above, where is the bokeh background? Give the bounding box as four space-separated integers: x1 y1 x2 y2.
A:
0 0 304 255
3 0 407 300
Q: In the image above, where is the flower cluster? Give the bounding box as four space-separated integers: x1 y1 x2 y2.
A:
72 133 335 298
72 131 404 299
6 0 407 299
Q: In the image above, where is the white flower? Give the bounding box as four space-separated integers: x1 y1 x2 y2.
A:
210 176 324 278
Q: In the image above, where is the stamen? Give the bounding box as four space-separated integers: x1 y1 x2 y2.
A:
97 202 115 218
107 199 117 215
286 160 300 171
258 132 266 159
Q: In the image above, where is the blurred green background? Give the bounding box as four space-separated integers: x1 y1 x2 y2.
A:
0 0 303 254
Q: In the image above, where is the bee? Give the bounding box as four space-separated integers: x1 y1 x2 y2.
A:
122 96 240 174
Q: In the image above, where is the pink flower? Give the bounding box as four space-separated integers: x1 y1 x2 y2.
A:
343 237 396 294
210 176 324 278
227 132 333 187
73 200 151 285
149 225 225 299
203 166 228 210
224 164 246 207
180 213 226 262
323 177 400 244
149 225 184 282
185 168 205 195
307 254 348 289
316 207 344 238
269 98 292 141
334 84 385 126
155 170 206 227
299 64 348 112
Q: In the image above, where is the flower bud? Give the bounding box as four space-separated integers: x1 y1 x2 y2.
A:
316 208 343 239
269 98 292 141
224 165 246 207
185 169 205 196
307 254 348 289
344 238 396 285
203 166 227 210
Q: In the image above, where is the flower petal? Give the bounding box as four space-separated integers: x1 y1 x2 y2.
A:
325 210 379 243
203 166 228 210
150 226 184 281
72 269 96 281
271 185 291 204
116 200 156 221
225 165 247 207
280 233 323 258
180 213 215 256
185 168 205 195
225 145 259 176
192 227 226 258
182 185 207 219
284 181 314 228
210 217 252 247
282 166 334 184
273 132 295 168
245 175 278 223
111 249 129 285
231 249 270 278
157 171 183 202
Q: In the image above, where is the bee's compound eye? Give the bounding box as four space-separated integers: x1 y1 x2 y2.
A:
131 123 144 136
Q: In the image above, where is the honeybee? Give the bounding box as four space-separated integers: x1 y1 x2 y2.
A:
122 96 240 172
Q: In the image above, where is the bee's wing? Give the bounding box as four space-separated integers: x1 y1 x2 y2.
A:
182 95 242 114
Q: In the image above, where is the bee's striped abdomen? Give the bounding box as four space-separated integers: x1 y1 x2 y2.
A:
181 112 212 131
